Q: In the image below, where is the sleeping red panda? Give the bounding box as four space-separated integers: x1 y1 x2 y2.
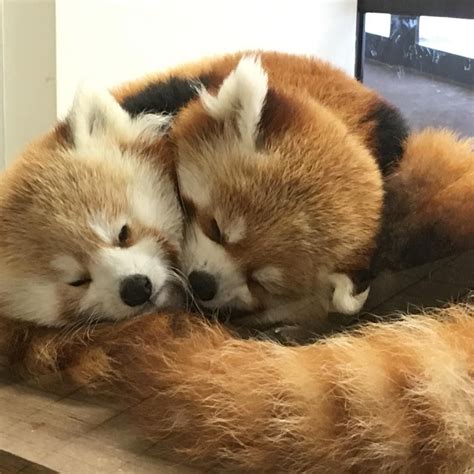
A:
0 86 183 326
2 50 471 335
0 51 472 472
119 52 471 338
114 51 411 334
0 50 406 333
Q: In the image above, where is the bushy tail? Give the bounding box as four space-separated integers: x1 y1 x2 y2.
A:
373 128 474 272
2 302 474 472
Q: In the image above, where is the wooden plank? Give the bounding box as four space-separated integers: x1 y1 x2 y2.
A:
0 450 57 474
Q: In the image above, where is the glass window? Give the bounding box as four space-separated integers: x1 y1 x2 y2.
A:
362 15 473 137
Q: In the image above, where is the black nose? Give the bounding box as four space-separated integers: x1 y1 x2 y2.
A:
188 271 217 301
120 274 152 307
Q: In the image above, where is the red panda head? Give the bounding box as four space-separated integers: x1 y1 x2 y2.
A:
0 87 184 326
172 56 383 316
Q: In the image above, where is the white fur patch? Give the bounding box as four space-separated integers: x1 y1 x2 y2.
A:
329 273 369 314
253 266 283 287
80 238 170 320
51 255 84 282
200 56 268 151
69 84 169 152
225 216 247 244
0 274 60 325
183 224 254 310
88 153 183 248
89 215 122 245
127 158 183 245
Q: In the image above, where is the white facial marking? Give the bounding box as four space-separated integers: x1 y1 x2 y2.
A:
127 159 183 245
183 224 253 310
329 273 369 314
89 153 183 249
225 216 247 244
0 273 60 326
253 266 284 287
51 255 84 282
200 55 268 152
79 237 170 320
89 215 124 245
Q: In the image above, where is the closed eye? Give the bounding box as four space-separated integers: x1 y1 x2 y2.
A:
118 224 130 246
69 277 92 287
208 218 223 244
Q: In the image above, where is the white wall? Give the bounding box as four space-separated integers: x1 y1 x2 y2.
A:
55 0 357 117
2 0 56 167
1 0 357 167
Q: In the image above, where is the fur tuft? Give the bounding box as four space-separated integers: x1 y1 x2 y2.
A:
69 83 170 151
200 55 268 151
329 273 370 314
373 128 474 273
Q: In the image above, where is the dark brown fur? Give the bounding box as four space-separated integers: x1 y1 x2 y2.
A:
372 129 474 272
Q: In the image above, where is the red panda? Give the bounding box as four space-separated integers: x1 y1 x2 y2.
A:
120 52 470 338
1 50 407 333
114 51 410 333
2 51 470 335
0 86 183 326
0 51 472 472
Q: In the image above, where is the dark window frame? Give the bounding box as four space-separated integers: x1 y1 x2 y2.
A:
358 0 473 19
355 1 474 82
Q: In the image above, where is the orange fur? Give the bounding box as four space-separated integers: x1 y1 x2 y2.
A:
156 52 392 326
114 50 393 159
0 87 183 326
373 129 474 272
0 51 472 472
1 302 473 472
0 51 410 330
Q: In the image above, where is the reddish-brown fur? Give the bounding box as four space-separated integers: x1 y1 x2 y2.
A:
114 50 391 157
0 52 472 471
373 129 474 271
158 52 390 324
117 51 403 277
1 301 473 472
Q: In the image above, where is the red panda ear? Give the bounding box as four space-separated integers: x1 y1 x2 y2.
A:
200 56 268 152
68 84 170 150
371 129 474 273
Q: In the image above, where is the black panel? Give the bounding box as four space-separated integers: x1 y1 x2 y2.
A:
358 0 474 19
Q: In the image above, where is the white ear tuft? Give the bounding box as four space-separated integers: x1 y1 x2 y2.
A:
200 56 268 151
130 112 172 142
69 83 131 149
69 83 170 150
